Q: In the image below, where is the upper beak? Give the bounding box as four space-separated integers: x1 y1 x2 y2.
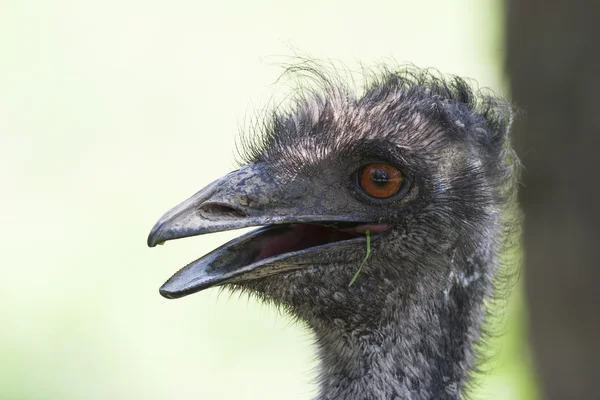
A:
147 163 373 299
147 164 294 247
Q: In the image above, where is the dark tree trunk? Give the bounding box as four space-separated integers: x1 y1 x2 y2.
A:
506 1 600 399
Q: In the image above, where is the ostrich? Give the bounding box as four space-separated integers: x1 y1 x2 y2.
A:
147 66 519 400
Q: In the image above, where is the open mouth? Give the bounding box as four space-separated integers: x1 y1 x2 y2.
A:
253 222 386 263
149 219 388 299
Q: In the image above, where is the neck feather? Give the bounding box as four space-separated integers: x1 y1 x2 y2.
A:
312 256 491 400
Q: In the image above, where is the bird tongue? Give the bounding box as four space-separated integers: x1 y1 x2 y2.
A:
254 223 389 263
345 224 389 234
254 224 358 262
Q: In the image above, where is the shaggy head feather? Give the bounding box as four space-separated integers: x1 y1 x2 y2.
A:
229 65 520 399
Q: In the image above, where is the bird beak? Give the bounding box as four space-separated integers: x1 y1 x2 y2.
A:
148 163 383 299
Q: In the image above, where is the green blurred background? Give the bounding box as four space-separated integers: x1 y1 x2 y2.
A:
0 0 538 398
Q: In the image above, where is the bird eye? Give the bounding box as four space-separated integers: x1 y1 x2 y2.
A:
358 163 404 199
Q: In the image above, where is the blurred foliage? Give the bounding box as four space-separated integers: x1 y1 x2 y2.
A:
0 0 538 399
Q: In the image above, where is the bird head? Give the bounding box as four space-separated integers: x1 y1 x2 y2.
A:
147 68 517 329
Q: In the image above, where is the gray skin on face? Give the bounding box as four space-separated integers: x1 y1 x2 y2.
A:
148 67 519 400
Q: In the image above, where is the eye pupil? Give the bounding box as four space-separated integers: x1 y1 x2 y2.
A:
358 163 404 199
370 169 390 186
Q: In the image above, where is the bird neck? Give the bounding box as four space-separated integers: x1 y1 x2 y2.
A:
312 280 487 400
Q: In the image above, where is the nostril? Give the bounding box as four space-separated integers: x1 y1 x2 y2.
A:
197 203 248 219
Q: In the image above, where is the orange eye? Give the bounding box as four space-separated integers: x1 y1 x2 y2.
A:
358 163 404 199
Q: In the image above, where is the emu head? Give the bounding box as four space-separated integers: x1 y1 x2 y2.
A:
148 68 517 339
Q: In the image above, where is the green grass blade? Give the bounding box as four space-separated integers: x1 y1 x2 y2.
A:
348 229 371 287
